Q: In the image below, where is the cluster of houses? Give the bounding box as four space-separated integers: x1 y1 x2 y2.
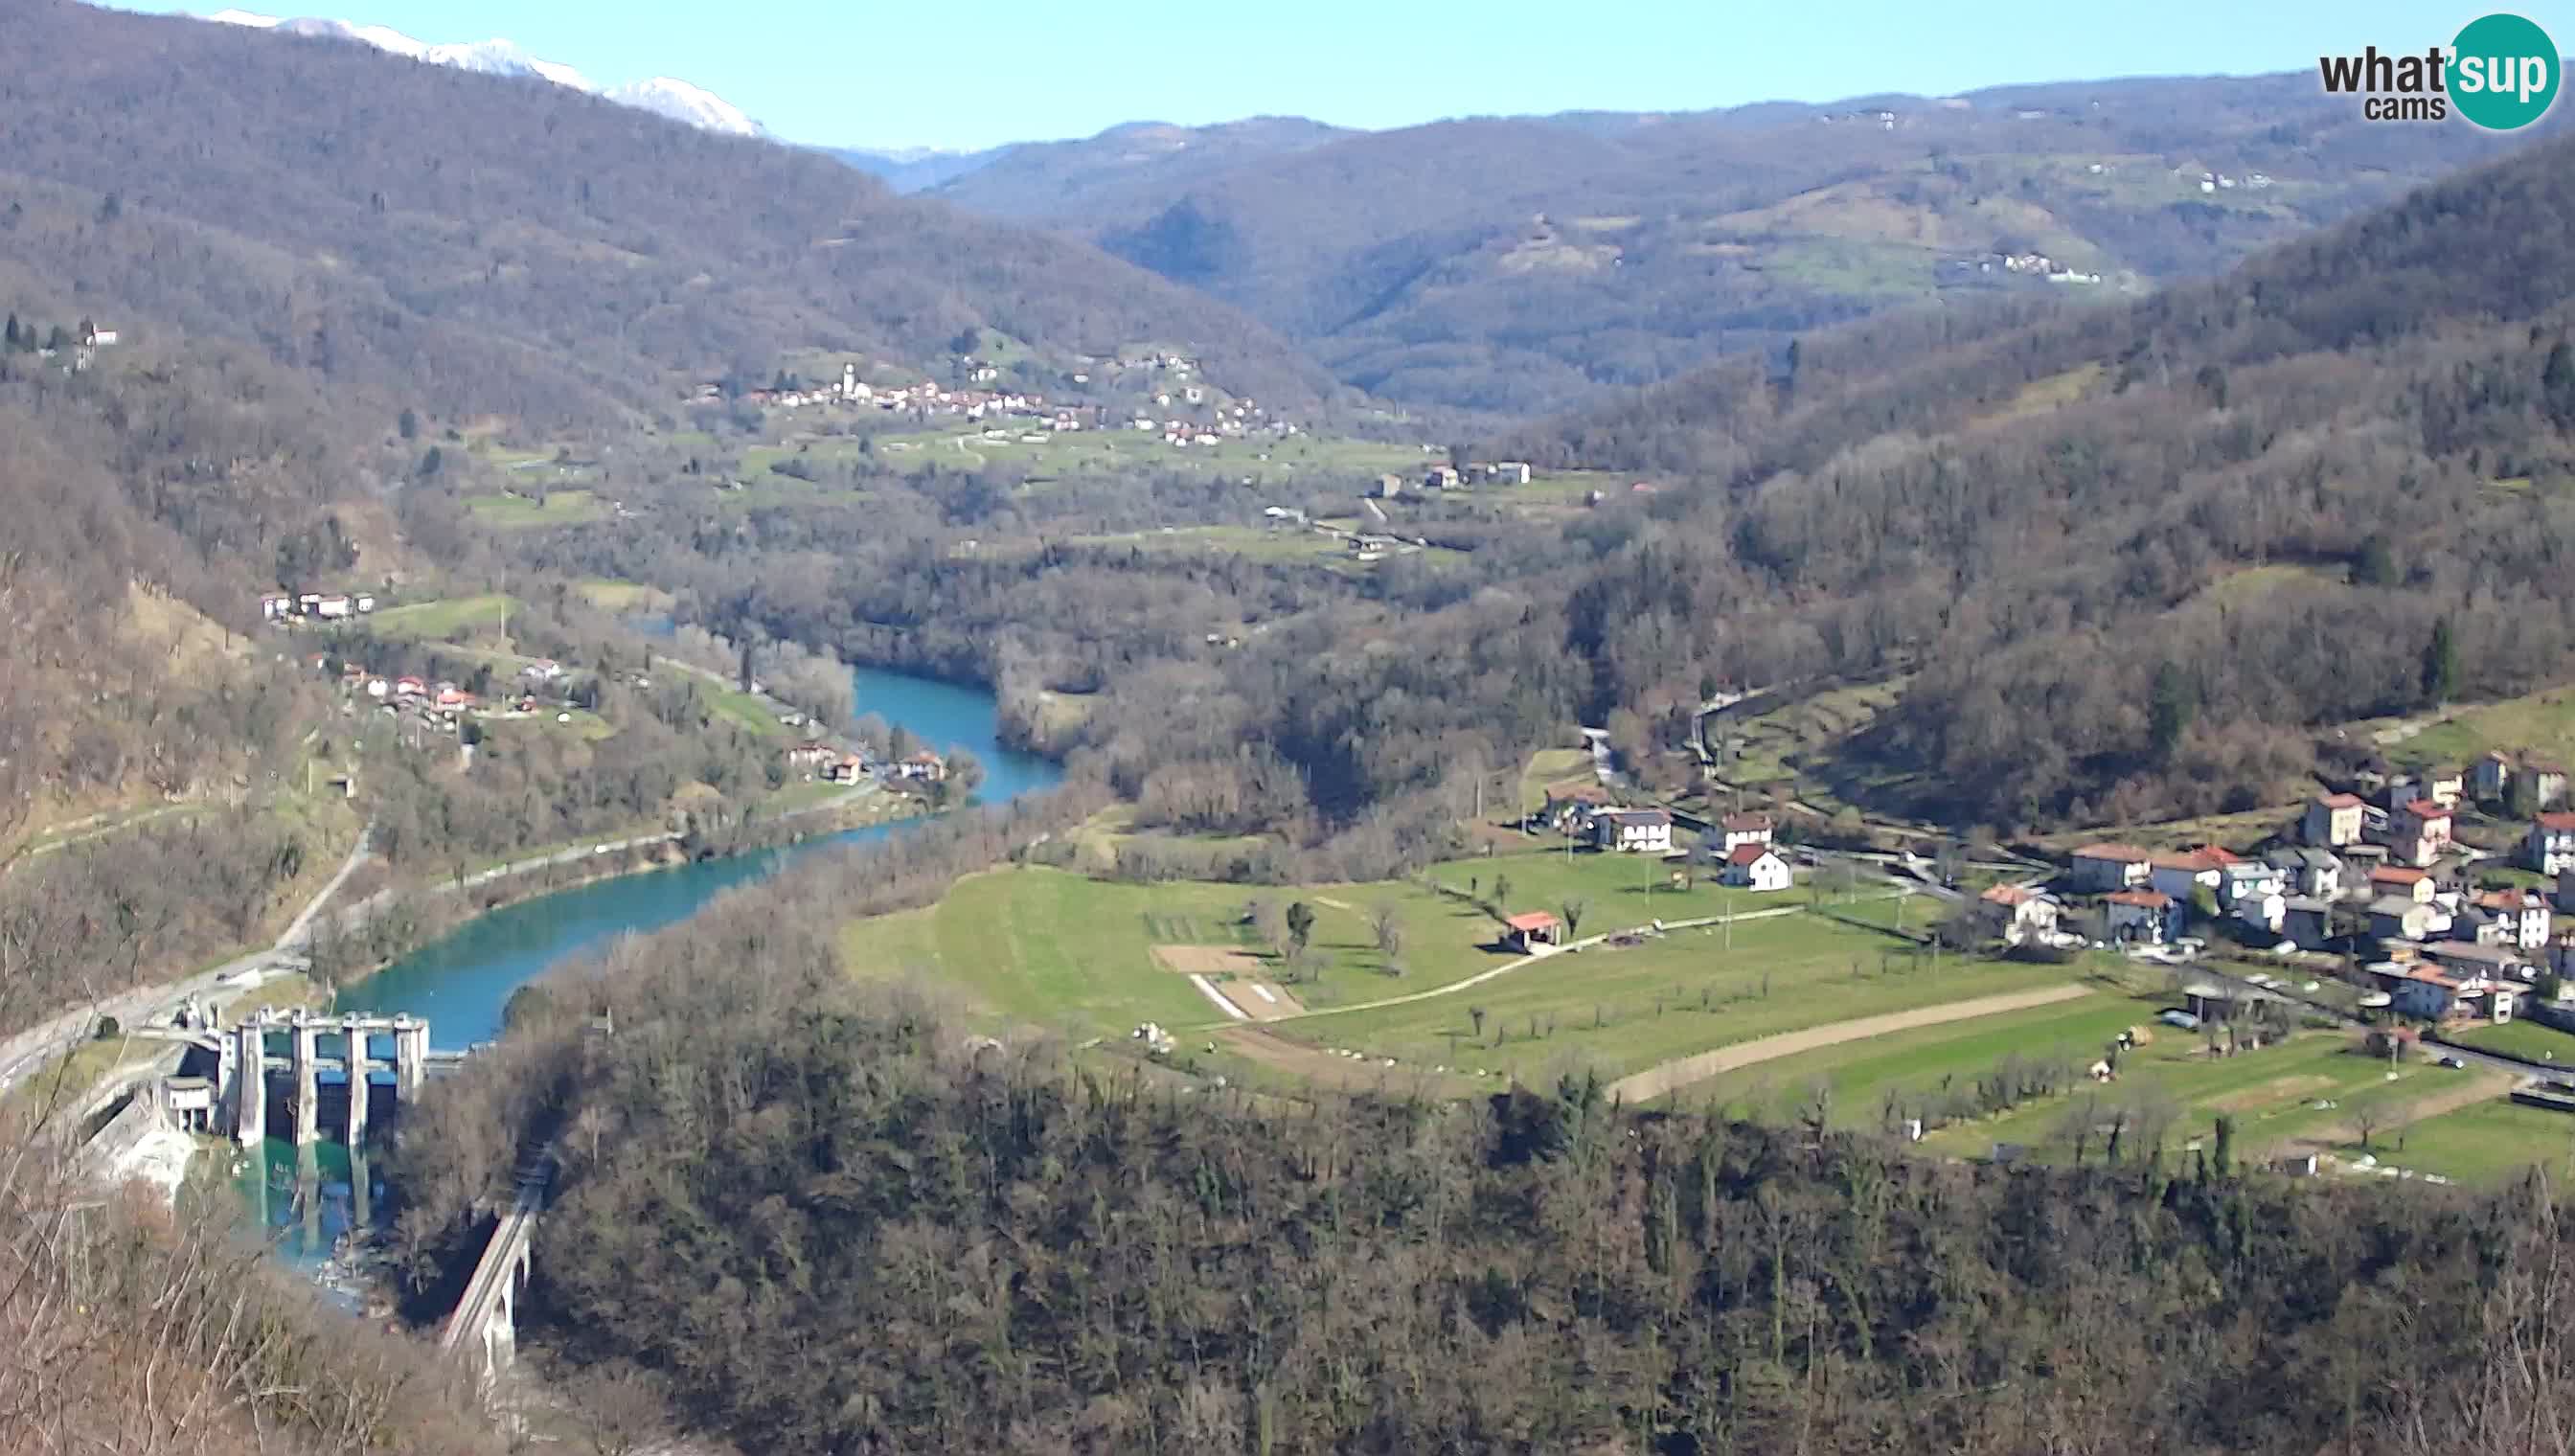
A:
783 740 947 788
1376 461 1534 497
1998 754 2575 1028
694 355 1309 452
1532 790 1797 894
261 589 379 624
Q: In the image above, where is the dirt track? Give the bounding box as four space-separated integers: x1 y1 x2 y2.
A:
1219 1026 1447 1091
1605 984 2096 1104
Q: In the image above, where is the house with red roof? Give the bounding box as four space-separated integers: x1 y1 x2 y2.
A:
2106 888 2182 944
1720 843 1792 893
2302 792 2367 848
2069 843 2153 893
1978 882 2060 944
2528 812 2575 876
1503 911 1564 952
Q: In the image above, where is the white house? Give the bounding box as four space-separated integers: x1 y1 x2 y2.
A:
1719 812 1776 853
1978 883 2059 945
2393 799 2453 868
1720 844 1792 893
2528 812 2575 876
2302 793 2367 848
1589 808 1674 855
2217 859 2287 910
2472 889 2553 950
2263 846 2343 900
314 594 353 619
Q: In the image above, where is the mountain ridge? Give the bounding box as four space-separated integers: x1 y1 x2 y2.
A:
202 9 764 135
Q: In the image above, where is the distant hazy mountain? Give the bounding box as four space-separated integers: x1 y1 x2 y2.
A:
928 117 1351 217
828 145 1014 194
202 11 763 135
918 78 2563 415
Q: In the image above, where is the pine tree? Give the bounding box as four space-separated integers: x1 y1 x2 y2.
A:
2 314 17 351
2544 340 2575 428
2422 617 2460 703
2149 662 2194 762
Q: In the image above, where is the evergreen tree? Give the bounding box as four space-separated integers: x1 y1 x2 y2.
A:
2 314 16 351
2148 662 2194 762
2544 339 2575 428
2422 617 2460 703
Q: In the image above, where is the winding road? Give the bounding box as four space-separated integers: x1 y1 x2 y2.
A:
0 823 376 1097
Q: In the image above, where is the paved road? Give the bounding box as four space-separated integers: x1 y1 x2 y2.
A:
0 824 376 1097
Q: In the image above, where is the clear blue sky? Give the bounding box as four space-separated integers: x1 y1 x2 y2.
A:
108 1 2575 149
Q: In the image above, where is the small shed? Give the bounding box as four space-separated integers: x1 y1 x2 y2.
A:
1503 911 1565 952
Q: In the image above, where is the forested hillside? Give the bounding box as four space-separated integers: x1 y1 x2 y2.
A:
0 0 1335 421
1503 128 2575 829
395 869 2575 1455
935 74 2559 414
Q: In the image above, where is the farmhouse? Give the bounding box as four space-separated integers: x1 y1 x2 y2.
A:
1978 882 2060 945
1718 811 1775 852
1504 911 1565 952
2105 888 2182 944
1720 844 1792 893
2068 843 2153 892
1589 808 1674 855
2302 792 2367 848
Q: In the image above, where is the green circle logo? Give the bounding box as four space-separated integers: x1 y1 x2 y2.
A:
2451 13 2560 129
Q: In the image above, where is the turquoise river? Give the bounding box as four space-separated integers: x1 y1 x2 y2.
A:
235 665 1061 1263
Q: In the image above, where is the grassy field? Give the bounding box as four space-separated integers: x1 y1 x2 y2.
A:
1686 987 2153 1123
2381 687 2575 771
691 680 788 739
839 866 1510 1041
1424 843 1804 927
1916 1018 2493 1165
464 489 608 529
1708 679 1906 789
573 579 674 613
364 594 516 641
2368 1098 2575 1185
2445 1017 2575 1065
1515 748 1593 813
875 426 1426 485
1305 911 2063 1085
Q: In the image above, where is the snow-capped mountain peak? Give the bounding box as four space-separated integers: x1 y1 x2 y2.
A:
604 78 763 138
200 12 758 135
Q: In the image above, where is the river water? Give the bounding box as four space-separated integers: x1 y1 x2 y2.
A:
235 665 1060 1261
